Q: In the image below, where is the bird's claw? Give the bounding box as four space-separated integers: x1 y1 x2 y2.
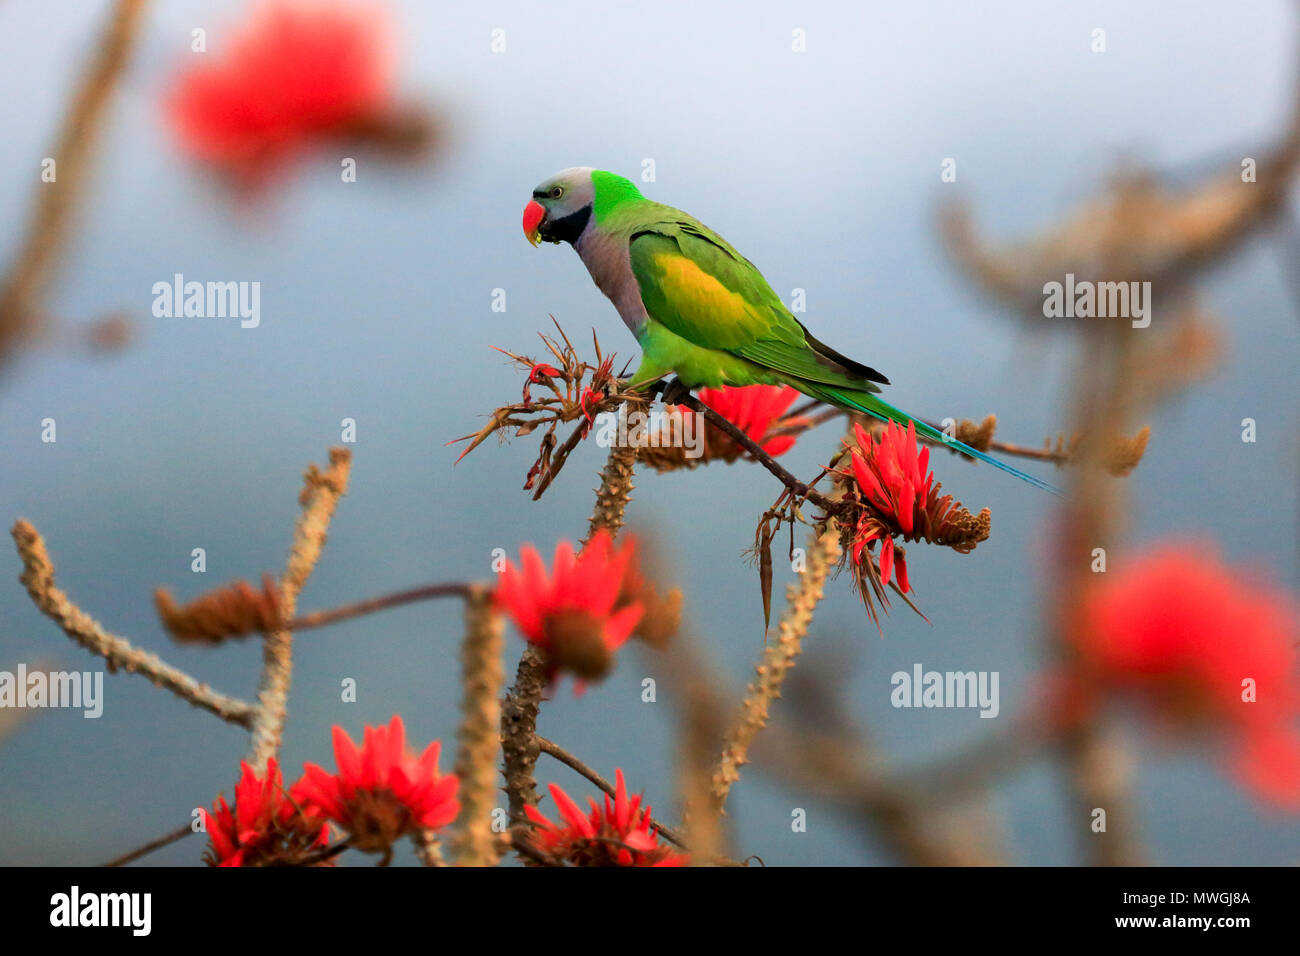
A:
658 378 693 406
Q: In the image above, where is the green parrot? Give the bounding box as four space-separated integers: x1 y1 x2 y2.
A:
522 167 1058 493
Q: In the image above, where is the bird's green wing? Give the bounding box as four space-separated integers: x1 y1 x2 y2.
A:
627 219 887 388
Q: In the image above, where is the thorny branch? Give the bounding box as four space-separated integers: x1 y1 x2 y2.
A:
710 526 842 817
499 439 641 863
450 321 644 499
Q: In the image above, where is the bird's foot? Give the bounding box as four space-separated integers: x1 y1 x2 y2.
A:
658 378 694 406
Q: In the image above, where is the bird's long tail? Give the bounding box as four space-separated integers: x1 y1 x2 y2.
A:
807 384 1063 497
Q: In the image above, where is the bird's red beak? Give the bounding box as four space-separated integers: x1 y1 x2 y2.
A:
522 200 545 246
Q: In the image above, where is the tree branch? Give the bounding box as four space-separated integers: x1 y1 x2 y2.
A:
448 586 506 866
245 448 352 768
11 520 256 728
709 525 841 817
102 821 193 867
0 0 151 364
674 391 842 516
286 581 473 632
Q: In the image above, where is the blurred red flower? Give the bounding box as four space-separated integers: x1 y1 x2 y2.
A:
165 0 405 185
1077 545 1300 809
494 530 643 684
201 757 329 867
698 384 803 457
524 769 688 866
293 716 459 856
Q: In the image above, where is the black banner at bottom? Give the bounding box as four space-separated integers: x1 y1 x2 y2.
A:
5 865 1281 941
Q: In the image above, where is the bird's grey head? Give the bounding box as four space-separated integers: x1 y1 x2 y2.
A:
522 167 596 246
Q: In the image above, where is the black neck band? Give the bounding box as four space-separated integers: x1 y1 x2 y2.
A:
545 204 592 245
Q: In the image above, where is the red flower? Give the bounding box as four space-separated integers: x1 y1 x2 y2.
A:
201 758 329 867
495 530 643 683
524 769 688 866
698 384 803 457
529 363 562 382
850 420 931 535
845 420 931 592
1077 545 1300 808
522 363 563 404
839 420 989 603
166 1 398 185
293 716 459 856
580 386 604 431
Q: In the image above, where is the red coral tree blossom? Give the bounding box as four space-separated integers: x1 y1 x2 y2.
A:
524 769 688 866
843 419 991 597
293 716 459 859
494 530 643 683
698 384 804 457
1076 545 1300 809
201 757 329 867
165 0 402 186
847 419 931 592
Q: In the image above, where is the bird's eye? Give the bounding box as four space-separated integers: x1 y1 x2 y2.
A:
549 186 564 199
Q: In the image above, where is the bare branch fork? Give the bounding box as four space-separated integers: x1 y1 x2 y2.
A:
245 449 353 768
11 520 257 728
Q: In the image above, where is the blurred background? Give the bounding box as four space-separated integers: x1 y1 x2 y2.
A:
1 0 1297 865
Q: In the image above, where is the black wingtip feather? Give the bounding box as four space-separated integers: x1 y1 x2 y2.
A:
798 322 890 386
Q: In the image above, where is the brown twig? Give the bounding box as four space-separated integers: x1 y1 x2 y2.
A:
286 581 473 632
0 0 150 365
102 822 194 867
285 838 353 867
245 448 353 768
10 520 256 728
674 391 841 516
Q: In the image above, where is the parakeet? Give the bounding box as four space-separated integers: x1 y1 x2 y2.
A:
522 167 1058 494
